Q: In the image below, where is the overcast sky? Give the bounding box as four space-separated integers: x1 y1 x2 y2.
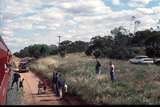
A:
0 0 160 52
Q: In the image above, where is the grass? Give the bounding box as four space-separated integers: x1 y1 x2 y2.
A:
29 53 160 105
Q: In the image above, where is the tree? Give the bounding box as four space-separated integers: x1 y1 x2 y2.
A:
131 29 153 47
111 26 131 46
14 44 58 58
59 40 72 53
145 32 160 57
85 44 95 56
40 45 49 57
69 41 88 53
109 47 136 59
93 49 101 59
59 50 66 57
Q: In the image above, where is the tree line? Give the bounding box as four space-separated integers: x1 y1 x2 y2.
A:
14 26 160 59
14 44 58 58
86 26 160 59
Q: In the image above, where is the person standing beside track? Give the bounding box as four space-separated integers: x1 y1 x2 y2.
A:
57 74 65 100
38 80 43 94
55 72 60 96
109 61 116 82
43 79 47 94
52 72 57 92
95 59 101 75
11 72 21 91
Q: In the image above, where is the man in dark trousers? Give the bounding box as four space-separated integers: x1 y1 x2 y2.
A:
55 72 60 96
57 74 65 100
109 61 116 82
52 72 57 92
95 59 101 75
11 72 21 91
43 79 47 94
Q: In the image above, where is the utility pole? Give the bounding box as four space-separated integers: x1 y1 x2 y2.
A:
157 19 160 31
57 35 66 57
134 20 141 35
129 16 136 34
57 35 62 47
57 35 62 56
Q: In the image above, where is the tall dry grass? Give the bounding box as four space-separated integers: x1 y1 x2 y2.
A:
29 53 160 104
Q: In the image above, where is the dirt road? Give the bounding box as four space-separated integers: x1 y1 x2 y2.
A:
19 71 69 105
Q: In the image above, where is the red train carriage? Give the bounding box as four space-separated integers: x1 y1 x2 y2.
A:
0 36 12 105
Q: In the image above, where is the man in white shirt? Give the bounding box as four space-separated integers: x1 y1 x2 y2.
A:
109 61 116 82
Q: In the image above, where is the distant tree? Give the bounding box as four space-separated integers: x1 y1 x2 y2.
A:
85 44 95 56
40 45 48 57
109 46 136 59
111 26 131 46
131 30 153 47
59 40 72 53
49 45 58 55
14 44 58 58
93 49 101 59
13 52 20 57
91 36 105 48
69 41 88 53
59 50 66 57
145 32 160 57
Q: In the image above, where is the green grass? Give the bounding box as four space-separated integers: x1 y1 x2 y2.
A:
29 53 160 105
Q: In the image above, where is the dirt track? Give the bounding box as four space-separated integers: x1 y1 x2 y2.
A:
20 71 69 105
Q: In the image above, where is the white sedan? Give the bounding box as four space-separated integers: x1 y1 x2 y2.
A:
129 56 154 64
139 58 154 64
154 58 160 64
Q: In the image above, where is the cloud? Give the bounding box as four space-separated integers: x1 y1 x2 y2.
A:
128 0 152 7
152 6 160 14
136 8 153 14
112 0 120 5
1 0 159 52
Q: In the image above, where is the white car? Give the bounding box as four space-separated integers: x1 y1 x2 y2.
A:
154 58 160 64
129 55 153 64
139 58 154 64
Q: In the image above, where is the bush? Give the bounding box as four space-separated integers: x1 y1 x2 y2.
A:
93 49 101 59
59 50 66 57
14 44 58 58
109 47 136 59
131 47 145 55
85 48 93 56
145 34 160 57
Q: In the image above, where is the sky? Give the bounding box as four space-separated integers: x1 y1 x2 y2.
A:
0 0 160 53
